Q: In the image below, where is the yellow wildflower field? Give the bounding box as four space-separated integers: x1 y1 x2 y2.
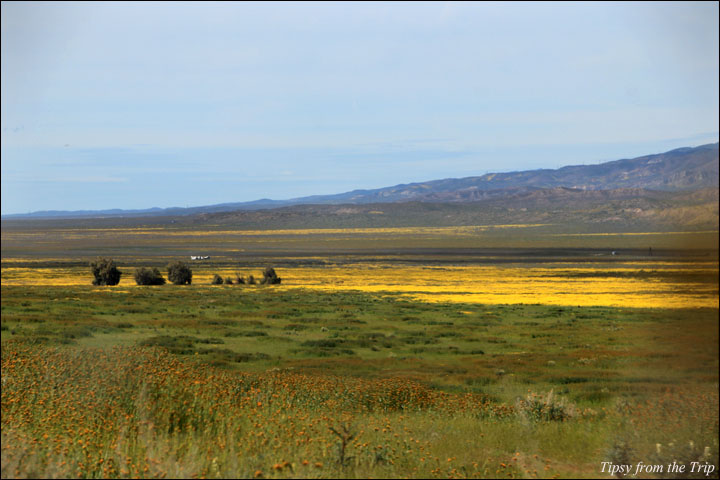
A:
2 263 716 309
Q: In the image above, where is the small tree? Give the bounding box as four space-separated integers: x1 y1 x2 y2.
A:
167 261 192 285
134 267 166 286
90 257 122 286
235 274 245 285
247 274 256 285
211 274 223 285
224 277 234 285
260 267 282 285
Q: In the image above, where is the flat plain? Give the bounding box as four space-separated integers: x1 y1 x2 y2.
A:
1 219 718 478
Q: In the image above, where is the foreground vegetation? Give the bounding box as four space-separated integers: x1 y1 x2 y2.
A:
2 286 718 478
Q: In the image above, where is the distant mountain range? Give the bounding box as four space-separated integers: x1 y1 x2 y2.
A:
3 142 718 219
181 186 718 232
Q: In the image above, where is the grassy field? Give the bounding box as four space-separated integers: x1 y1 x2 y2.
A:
1 222 718 478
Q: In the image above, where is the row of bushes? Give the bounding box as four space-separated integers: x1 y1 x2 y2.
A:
90 258 280 286
210 267 282 285
91 258 192 285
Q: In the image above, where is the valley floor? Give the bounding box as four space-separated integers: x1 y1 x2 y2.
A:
1 223 718 478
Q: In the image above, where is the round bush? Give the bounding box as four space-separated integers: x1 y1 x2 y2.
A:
167 261 193 285
134 267 166 286
90 258 122 286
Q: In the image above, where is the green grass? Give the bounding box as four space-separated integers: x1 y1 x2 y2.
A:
2 285 717 400
2 284 718 478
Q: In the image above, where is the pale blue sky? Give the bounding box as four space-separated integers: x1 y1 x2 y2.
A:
2 1 718 214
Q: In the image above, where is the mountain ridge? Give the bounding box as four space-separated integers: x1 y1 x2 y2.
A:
3 142 717 219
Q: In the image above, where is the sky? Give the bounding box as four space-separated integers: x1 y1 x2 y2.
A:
1 1 718 215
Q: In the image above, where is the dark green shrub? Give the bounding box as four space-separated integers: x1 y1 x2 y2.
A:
302 339 342 348
211 274 223 285
260 267 282 285
235 275 245 285
195 337 225 344
233 352 271 362
90 258 122 286
247 275 256 285
167 261 192 285
134 267 166 285
224 277 234 285
139 335 197 354
237 330 268 337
